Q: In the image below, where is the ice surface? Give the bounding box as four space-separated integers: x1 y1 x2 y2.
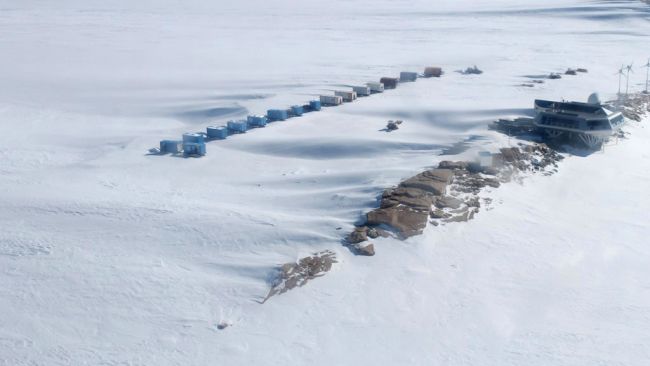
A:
1 0 650 365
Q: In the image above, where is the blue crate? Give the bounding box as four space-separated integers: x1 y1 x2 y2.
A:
290 105 303 117
206 126 228 139
309 100 321 111
399 71 418 82
267 109 288 121
160 140 182 154
182 133 204 144
227 120 248 133
247 115 268 127
183 142 206 156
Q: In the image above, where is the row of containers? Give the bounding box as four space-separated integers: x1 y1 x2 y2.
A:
159 66 443 157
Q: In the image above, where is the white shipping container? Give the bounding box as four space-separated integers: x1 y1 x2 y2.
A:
320 95 343 106
352 86 371 96
366 82 384 93
334 90 357 102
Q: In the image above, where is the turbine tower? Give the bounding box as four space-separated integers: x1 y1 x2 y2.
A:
625 63 633 96
616 65 625 97
643 58 650 94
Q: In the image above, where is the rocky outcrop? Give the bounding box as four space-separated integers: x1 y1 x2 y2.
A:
619 93 650 122
345 142 567 254
400 169 453 195
263 250 337 302
362 168 454 239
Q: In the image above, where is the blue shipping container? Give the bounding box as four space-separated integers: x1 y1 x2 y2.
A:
247 115 268 127
399 71 418 82
290 105 303 117
183 142 206 156
309 100 321 111
206 126 228 139
227 120 248 133
267 109 288 121
160 140 182 154
182 133 204 144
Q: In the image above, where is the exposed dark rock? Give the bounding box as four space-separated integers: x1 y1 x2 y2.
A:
444 210 470 223
461 65 483 75
565 68 577 75
401 169 453 196
386 121 399 131
348 227 368 244
438 161 469 170
217 322 230 330
367 227 379 239
367 206 429 238
499 147 526 163
430 209 451 219
435 196 463 209
375 228 391 238
263 250 337 302
356 243 375 256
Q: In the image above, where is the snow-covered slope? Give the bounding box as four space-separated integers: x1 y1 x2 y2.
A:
1 0 649 365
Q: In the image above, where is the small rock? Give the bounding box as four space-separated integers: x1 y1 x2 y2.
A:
348 227 368 244
430 209 450 219
548 73 562 79
461 65 483 75
357 243 375 256
367 227 379 239
217 322 229 330
386 121 399 131
375 228 391 238
565 68 577 75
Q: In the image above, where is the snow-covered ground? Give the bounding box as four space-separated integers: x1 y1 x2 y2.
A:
1 0 649 365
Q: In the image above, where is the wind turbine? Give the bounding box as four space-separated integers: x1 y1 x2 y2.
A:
643 58 650 94
625 63 634 96
616 65 626 97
